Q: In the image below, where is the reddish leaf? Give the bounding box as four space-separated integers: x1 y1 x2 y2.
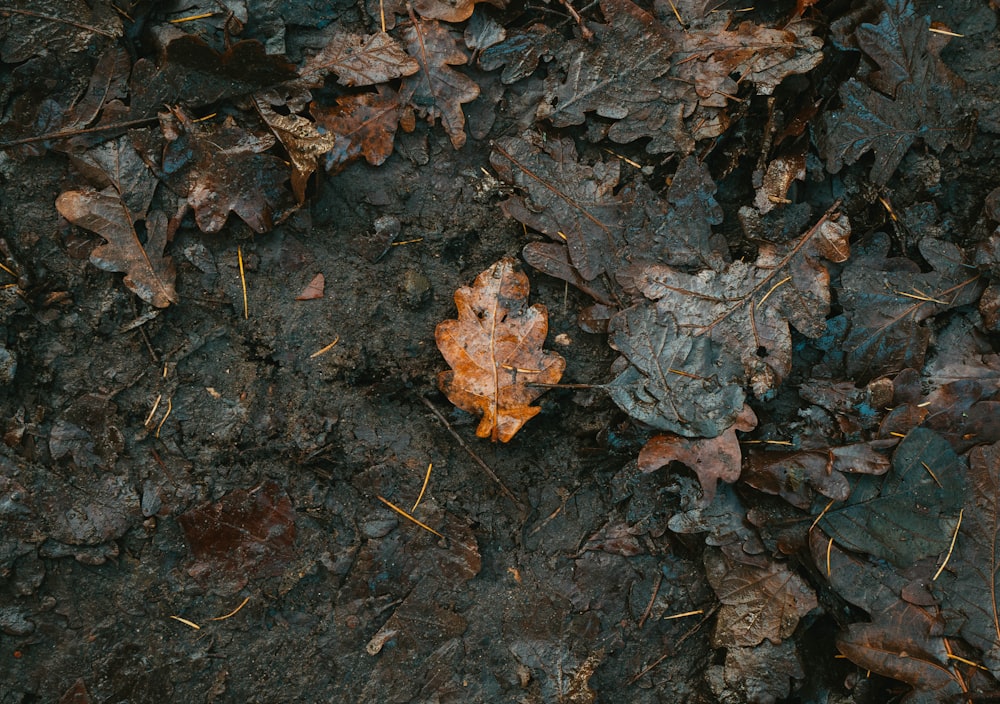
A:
705 547 818 647
55 190 177 308
296 273 325 301
639 403 757 503
412 0 503 22
177 481 296 594
435 257 565 442
311 87 402 173
300 32 418 87
399 21 480 149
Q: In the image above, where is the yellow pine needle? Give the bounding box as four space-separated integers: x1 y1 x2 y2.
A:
889 431 907 438
933 508 963 581
144 394 162 427
169 12 216 23
810 499 836 532
758 276 792 307
412 462 433 511
210 596 250 621
155 397 172 438
192 112 217 123
929 26 963 37
377 495 445 540
922 461 943 488
169 615 201 629
0 261 16 278
390 238 423 246
602 148 642 168
238 246 248 319
895 288 948 305
946 652 988 670
662 609 703 620
310 336 340 359
379 0 386 33
826 537 833 577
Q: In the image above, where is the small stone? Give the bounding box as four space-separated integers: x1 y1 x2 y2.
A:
401 269 432 307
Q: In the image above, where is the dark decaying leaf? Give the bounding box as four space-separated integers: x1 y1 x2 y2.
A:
820 0 973 184
713 641 804 704
55 191 177 308
299 32 419 87
638 404 757 502
636 206 850 399
537 0 822 155
435 257 565 442
815 428 963 567
491 133 625 282
146 109 291 233
399 21 480 149
607 303 746 438
840 234 982 382
936 441 1000 676
178 481 296 594
311 87 403 173
705 547 818 647
130 34 298 116
411 0 504 23
479 25 558 84
668 483 766 561
0 0 123 63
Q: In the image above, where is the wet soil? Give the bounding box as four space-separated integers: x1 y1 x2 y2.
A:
1 1 999 702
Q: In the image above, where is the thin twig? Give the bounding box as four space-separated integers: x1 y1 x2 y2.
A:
0 116 159 150
0 7 119 37
421 396 524 512
627 606 717 684
638 572 663 629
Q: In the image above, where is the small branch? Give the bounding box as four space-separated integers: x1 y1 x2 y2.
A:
421 396 525 513
0 116 159 150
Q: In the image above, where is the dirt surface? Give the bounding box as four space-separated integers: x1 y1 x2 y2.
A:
2 0 1000 702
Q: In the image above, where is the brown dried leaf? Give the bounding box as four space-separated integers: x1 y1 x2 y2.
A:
435 257 565 442
311 87 402 173
413 0 503 22
55 189 177 308
399 21 480 149
300 32 419 87
705 547 818 647
295 273 325 301
638 404 757 503
150 109 291 233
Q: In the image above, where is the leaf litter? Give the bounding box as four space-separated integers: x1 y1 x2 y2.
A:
4 0 1000 701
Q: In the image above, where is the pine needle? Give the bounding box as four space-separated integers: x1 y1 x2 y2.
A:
377 495 445 540
933 508 963 581
238 246 248 319
169 615 201 629
155 397 172 438
210 596 250 621
412 462 433 511
310 336 340 359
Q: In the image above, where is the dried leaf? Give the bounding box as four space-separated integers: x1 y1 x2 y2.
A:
638 403 757 502
130 34 298 116
148 109 291 233
936 440 1000 676
479 25 558 84
435 257 565 442
820 0 973 184
743 449 851 510
840 234 982 382
0 0 122 63
411 0 503 23
299 32 419 87
295 273 325 300
705 547 818 647
177 481 296 594
399 21 480 149
311 87 402 173
55 189 177 308
715 641 804 704
538 0 822 155
637 207 850 399
814 428 964 567
607 303 746 438
491 133 625 281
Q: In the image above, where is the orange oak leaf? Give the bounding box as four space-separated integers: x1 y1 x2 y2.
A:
436 257 565 442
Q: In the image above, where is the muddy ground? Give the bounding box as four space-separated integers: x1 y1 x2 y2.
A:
2 0 1000 702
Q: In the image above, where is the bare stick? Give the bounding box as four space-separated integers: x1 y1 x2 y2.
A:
421 396 525 512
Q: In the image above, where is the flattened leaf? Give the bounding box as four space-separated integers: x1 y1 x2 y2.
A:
479 25 558 84
299 32 419 86
607 302 745 438
399 21 480 149
705 547 818 647
412 0 503 22
491 133 625 281
717 641 804 704
815 428 964 567
638 207 850 397
311 87 402 172
840 234 982 382
638 404 757 502
153 110 291 233
178 481 296 594
55 189 177 308
435 257 565 442
743 449 851 510
936 441 1000 675
820 0 973 184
